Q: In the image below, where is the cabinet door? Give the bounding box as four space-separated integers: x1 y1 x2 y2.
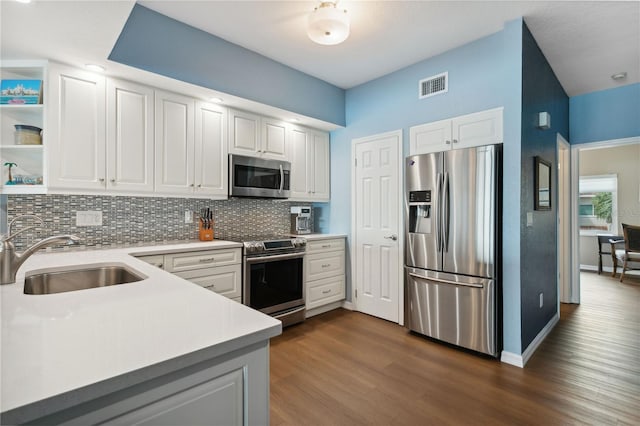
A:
48 63 106 190
452 107 503 149
260 117 288 160
311 131 330 201
154 90 195 194
106 78 154 193
107 368 244 426
409 118 451 155
228 108 260 156
195 101 227 197
288 126 310 200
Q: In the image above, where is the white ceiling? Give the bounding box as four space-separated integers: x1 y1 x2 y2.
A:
1 1 638 100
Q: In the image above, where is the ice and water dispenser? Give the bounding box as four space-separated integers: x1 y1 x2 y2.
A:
408 190 432 234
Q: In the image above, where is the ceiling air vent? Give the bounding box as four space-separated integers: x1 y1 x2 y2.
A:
419 72 448 99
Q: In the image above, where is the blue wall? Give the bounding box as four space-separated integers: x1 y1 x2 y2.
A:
109 4 346 126
519 23 569 351
570 83 640 144
319 18 525 355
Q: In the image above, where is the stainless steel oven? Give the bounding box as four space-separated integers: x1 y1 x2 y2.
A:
229 154 290 199
242 236 306 327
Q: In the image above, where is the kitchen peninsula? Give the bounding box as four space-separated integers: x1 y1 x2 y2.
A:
0 240 281 425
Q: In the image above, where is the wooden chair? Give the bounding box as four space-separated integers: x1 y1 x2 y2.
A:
613 223 640 283
597 235 624 275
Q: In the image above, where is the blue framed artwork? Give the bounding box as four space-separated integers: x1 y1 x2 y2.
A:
0 79 43 105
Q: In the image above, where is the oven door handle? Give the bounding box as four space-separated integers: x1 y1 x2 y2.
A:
246 252 305 263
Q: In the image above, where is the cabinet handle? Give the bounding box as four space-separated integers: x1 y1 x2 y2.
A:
453 139 458 144
445 140 451 145
157 264 163 269
110 179 116 183
322 289 332 294
99 178 105 182
198 184 202 188
190 184 195 187
199 257 215 263
321 263 331 268
321 244 331 248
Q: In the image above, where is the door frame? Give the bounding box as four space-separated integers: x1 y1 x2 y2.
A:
557 135 572 305
569 135 640 304
351 129 404 324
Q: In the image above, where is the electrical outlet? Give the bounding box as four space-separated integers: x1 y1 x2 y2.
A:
184 210 193 224
76 211 102 227
539 292 544 308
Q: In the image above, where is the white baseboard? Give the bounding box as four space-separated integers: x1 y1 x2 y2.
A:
580 264 616 273
341 300 355 311
501 312 560 368
500 351 524 368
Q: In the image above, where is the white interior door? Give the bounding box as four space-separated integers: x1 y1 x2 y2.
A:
352 130 402 323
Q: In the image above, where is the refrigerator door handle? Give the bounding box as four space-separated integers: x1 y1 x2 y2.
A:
443 172 450 252
408 273 484 288
436 172 443 252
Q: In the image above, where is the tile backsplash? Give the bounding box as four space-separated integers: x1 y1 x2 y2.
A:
7 195 312 251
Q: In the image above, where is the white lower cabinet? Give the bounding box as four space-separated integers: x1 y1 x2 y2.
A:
137 248 242 301
305 237 346 312
42 341 270 426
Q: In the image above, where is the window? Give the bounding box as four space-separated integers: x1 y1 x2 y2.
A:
578 174 618 235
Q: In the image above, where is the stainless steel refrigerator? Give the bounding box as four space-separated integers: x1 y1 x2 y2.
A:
404 144 501 357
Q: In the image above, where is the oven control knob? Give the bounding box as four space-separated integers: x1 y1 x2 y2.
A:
246 242 264 253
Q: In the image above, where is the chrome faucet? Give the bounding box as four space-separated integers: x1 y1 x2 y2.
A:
0 215 81 285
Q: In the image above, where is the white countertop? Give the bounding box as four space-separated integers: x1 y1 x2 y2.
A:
0 240 281 416
292 233 347 240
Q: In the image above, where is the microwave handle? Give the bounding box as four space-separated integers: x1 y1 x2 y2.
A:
279 164 284 194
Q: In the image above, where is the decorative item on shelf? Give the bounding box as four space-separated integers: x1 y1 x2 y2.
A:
0 79 43 104
4 162 17 185
14 124 42 145
199 207 214 241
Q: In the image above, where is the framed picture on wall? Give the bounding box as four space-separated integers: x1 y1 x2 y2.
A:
534 156 552 211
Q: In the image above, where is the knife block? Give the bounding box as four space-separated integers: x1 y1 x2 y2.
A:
198 220 214 241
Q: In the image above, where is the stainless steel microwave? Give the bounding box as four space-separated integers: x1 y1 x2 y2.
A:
229 154 291 199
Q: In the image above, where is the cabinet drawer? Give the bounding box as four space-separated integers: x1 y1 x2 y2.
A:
306 238 345 254
164 248 241 272
175 264 241 299
136 255 165 269
305 250 345 281
306 275 345 309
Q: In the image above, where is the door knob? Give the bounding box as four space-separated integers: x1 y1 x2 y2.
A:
384 234 398 241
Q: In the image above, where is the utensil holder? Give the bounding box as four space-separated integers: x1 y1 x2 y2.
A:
198 220 214 241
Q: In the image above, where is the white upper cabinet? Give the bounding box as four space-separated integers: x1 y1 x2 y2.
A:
194 101 227 197
48 62 106 191
228 108 287 161
154 90 195 194
106 78 154 193
288 125 330 202
410 107 503 155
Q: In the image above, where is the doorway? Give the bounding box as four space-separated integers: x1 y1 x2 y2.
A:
567 136 640 302
351 130 403 323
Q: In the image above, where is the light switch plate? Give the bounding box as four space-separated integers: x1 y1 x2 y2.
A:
527 212 533 227
76 211 102 227
184 210 193 223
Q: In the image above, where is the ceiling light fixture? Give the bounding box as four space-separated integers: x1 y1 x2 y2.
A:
611 72 627 81
307 1 350 46
85 64 105 72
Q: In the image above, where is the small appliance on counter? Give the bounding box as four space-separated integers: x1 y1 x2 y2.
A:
290 206 312 235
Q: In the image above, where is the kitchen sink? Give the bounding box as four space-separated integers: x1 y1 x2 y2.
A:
24 263 147 295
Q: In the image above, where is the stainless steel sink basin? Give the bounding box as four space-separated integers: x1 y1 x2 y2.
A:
24 263 146 295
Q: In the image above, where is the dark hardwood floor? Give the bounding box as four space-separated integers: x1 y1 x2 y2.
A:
270 272 640 425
